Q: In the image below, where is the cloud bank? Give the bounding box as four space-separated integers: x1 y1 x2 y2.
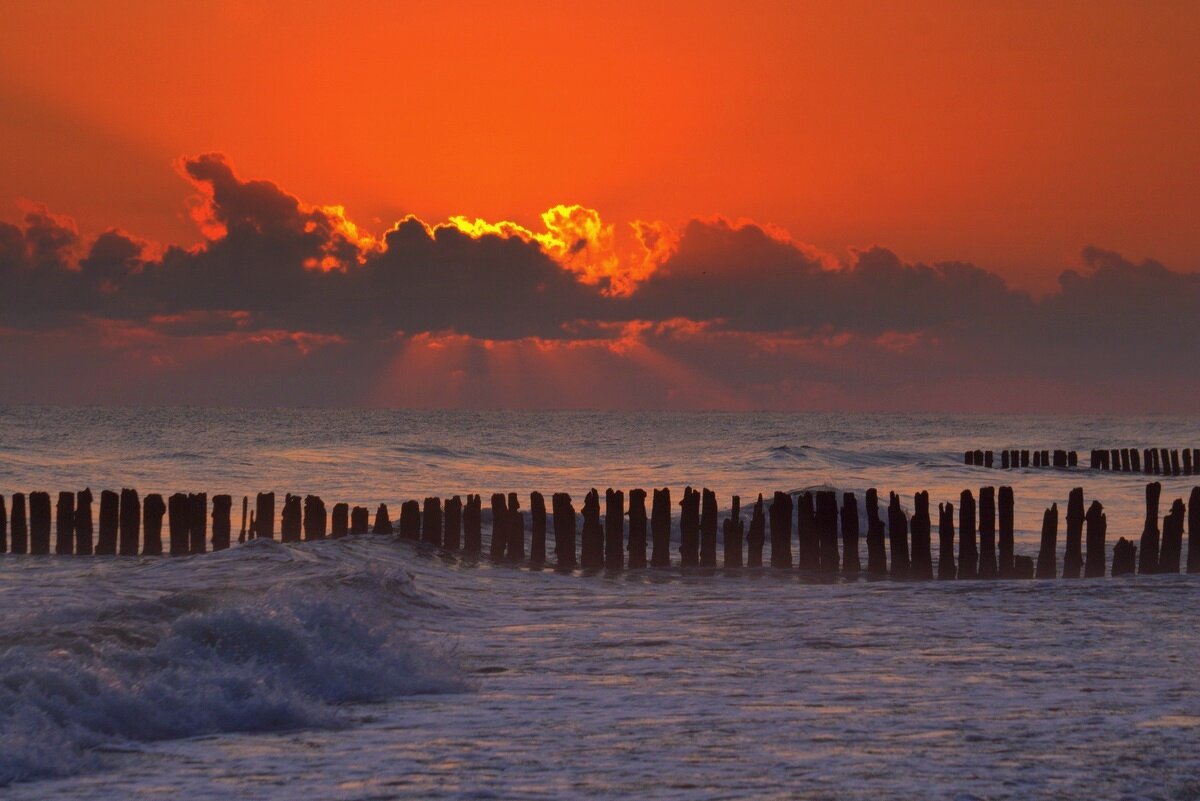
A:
1 154 1196 412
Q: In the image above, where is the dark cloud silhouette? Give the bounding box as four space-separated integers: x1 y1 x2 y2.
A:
1 154 1197 411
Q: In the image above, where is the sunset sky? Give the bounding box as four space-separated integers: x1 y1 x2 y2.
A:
2 1 1198 411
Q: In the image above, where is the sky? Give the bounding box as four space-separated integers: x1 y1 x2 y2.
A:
1 0 1198 411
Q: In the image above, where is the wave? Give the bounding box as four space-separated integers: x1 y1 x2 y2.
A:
0 544 468 785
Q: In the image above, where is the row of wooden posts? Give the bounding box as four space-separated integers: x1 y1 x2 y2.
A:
966 447 1199 475
1 484 1197 578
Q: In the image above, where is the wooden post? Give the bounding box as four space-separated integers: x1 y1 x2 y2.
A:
74 488 93 555
908 491 932 580
10 493 26 554
886 492 909 578
168 492 190 555
507 492 524 562
120 488 140 556
866 488 888 575
747 493 765 567
530 492 546 566
964 450 972 465
143 493 165 555
1035 503 1058 578
842 492 861 576
463 495 482 555
699 488 718 568
1188 487 1200 574
605 489 625 569
1002 450 1010 469
1151 449 1161 474
998 486 1014 577
281 493 301 543
29 491 51 554
303 495 326 541
1032 450 1041 468
723 495 743 568
1184 449 1194 476
628 489 647 569
256 492 275 540
328 503 348 541
1021 450 1029 467
650 488 670 567
984 450 994 468
978 487 997 578
1068 450 1078 467
816 490 840 574
1130 449 1140 472
1119 449 1130 472
1108 449 1119 470
0 494 5 553
1160 448 1170 475
371 503 392 535
678 487 700 567
1143 448 1154 474
213 494 233 550
797 491 819 571
1170 450 1181 476
189 493 207 554
444 496 462 551
769 491 793 568
936 501 955 580
1112 537 1136 576
239 495 249 543
399 499 420 540
1054 450 1067 468
1159 498 1185 573
1090 450 1099 469
95 490 118 555
350 505 369 535
973 449 984 466
1067 489 1087 578
552 492 577 568
422 497 443 547
1138 482 1161 574
55 491 74 555
1012 555 1034 579
488 494 507 558
580 489 603 569
1083 500 1105 578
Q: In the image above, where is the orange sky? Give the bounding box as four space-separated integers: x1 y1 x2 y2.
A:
2 0 1197 293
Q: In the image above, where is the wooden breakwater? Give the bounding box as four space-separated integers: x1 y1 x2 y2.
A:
965 447 1199 475
1 482 1198 580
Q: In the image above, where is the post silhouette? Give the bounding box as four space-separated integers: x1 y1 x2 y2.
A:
1138 482 1161 574
699 488 718 568
331 502 349 538
281 494 301 543
507 492 524 562
679 487 700 567
842 492 861 576
1112 537 1136 576
0 495 5 553
400 500 420 540
239 496 248 543
97 490 118 555
143 493 165 555
552 492 577 568
10 493 27 554
422 497 443 547
997 486 1014 577
909 491 932 579
1159 498 1185 573
605 489 624 569
29 491 51 554
463 495 482 555
371 503 391 535
937 501 955 579
55 491 74 555
189 493 207 554
580 489 603 568
302 495 325 542
1035 504 1058 579
747 494 765 567
444 495 462 551
530 491 546 566
650 488 671 567
816 490 840 574
167 492 189 555
723 495 743 568
865 488 887 575
350 506 370 535
628 489 648 568
1084 500 1106 578
1067 489 1087 578
1189 487 1200 574
958 489 977 579
213 494 233 550
116 488 140 556
256 492 275 540
978 487 997 578
887 492 909 578
75 488 93 555
797 491 819 571
769 491 793 568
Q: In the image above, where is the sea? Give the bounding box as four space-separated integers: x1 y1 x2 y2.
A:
0 407 1198 800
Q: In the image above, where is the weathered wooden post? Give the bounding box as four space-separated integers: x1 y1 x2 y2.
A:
552 492 577 568
866 488 888 575
1054 450 1067 468
1013 555 1035 578
96 490 118 555
212 494 232 550
886 492 909 578
699 488 718 568
1138 482 1161 574
371 503 392 535
507 492 525 562
973 449 984 466
1083 500 1106 578
1159 498 1185 573
55 491 74 555
1143 448 1154 474
444 496 462 551
723 495 743 568
1112 538 1137 576
1170 450 1181 476
281 494 302 543
189 493 207 554
797 491 819 571
984 450 994 468
964 450 973 465
120 488 141 556
330 502 349 538
605 489 625 569
1001 451 1011 469
239 496 248 543
978 487 997 578
167 492 190 556
29 491 51 555
489 494 507 559
256 492 275 540
679 487 700 567
74 489 93 555
816 490 840 574
399 499 420 540
1160 448 1170 475
998 486 1014 577
1068 450 1078 467
302 495 325 541
1021 450 1030 467
463 494 483 555
628 489 647 568
747 494 765 567
1184 449 1194 476
530 492 546 566
1130 449 1140 472
1066 488 1087 578
650 488 671 567
10 493 27 554
909 491 932 579
581 489 603 568
937 501 955 579
1090 450 1099 469
350 506 370 535
842 492 861 576
1108 449 1119 470
769 491 794 568
1033 451 1041 468
1189 487 1200 574
143 493 165 555
1035 503 1058 579
1151 449 1162 474
422 497 443 547
1119 449 1130 471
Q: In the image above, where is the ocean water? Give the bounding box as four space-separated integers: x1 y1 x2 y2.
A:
0 407 1198 799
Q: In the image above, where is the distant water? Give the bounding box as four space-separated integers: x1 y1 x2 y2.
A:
1 407 1199 798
